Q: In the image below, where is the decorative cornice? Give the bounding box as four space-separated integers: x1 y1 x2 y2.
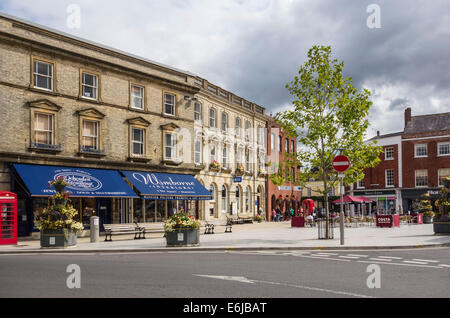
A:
28 99 62 112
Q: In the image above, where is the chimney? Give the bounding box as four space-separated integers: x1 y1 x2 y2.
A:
404 107 412 129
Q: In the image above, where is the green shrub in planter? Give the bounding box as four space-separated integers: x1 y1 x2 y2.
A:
164 213 201 247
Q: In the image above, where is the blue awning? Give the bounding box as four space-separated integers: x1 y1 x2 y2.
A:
121 170 212 200
13 164 138 198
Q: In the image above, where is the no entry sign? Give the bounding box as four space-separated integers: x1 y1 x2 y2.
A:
332 155 350 172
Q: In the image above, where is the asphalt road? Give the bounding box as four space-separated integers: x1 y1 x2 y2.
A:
0 248 449 298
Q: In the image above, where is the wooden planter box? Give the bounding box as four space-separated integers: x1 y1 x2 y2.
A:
434 222 450 235
41 229 77 248
166 229 199 247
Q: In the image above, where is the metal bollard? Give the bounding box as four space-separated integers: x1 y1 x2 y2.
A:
90 216 99 243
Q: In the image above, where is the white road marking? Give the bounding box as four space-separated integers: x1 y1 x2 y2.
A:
194 275 374 298
305 256 351 262
313 252 339 256
339 256 362 259
358 260 443 269
370 258 393 262
403 260 429 265
347 254 369 258
411 259 439 263
438 264 450 268
377 256 403 260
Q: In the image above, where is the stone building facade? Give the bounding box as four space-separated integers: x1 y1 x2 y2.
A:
0 13 267 235
192 78 267 221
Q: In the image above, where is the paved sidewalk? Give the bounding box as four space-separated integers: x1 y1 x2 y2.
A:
1 222 449 254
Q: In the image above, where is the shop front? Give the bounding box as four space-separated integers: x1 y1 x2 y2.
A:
120 171 213 220
353 190 399 215
401 188 442 214
10 163 138 237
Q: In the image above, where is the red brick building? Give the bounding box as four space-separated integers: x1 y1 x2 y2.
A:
351 108 450 214
266 116 301 220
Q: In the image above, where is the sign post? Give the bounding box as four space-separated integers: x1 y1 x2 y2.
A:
332 155 351 246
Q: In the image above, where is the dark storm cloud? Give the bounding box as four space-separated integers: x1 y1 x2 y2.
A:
389 98 410 110
2 0 449 135
197 0 450 114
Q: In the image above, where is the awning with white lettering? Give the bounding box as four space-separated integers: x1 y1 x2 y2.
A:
120 170 212 200
13 164 138 198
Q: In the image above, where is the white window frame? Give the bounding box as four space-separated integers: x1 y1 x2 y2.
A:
438 168 450 187
81 72 98 100
245 121 251 141
271 133 275 152
415 170 428 188
131 127 145 156
34 112 54 145
194 102 202 123
164 93 176 116
236 148 243 166
385 169 395 188
82 120 99 150
356 179 365 189
164 132 177 160
209 108 217 128
33 60 53 91
437 142 450 157
210 144 217 162
414 144 428 158
222 145 228 169
235 117 241 138
131 85 144 110
194 139 202 165
221 112 228 133
385 147 394 160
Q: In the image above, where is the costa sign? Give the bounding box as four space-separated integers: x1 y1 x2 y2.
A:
332 155 351 172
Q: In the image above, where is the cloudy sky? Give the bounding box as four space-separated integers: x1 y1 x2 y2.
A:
1 0 449 137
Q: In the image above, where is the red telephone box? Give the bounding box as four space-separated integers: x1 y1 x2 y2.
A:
0 192 17 245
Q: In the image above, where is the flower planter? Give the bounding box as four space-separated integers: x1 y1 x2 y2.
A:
291 216 305 227
53 184 66 193
423 216 434 224
40 229 77 248
54 199 68 206
166 228 199 247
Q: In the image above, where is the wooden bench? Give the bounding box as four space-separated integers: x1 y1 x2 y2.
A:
204 221 215 234
136 222 164 239
103 223 143 242
225 218 233 233
238 215 253 224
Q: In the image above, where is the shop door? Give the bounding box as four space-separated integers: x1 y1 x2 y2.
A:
97 198 111 231
17 199 30 237
0 192 17 245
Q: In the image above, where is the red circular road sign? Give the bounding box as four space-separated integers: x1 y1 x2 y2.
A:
332 155 350 172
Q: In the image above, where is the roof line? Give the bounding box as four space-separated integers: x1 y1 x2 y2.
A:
0 11 197 78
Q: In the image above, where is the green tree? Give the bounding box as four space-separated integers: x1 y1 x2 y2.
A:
271 45 382 238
